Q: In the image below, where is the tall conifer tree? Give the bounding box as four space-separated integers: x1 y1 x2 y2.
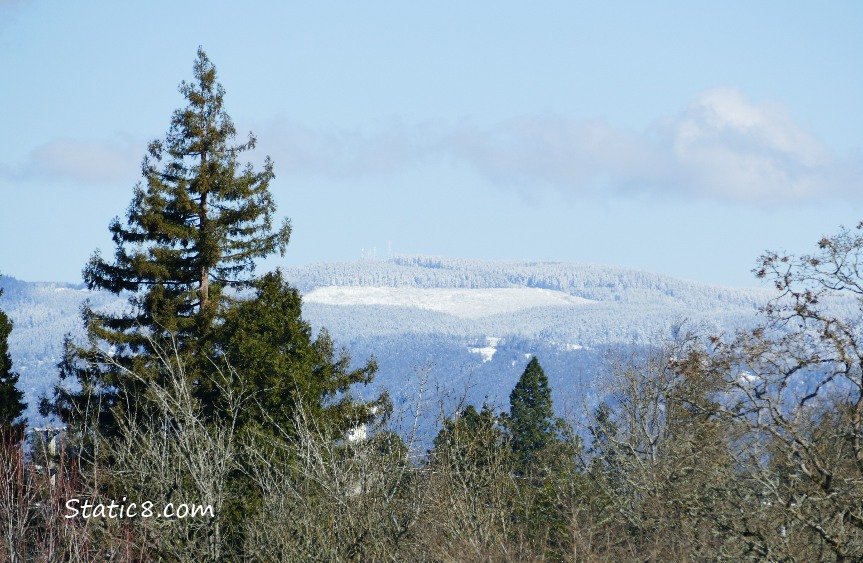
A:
506 357 560 464
86 46 291 335
45 48 291 432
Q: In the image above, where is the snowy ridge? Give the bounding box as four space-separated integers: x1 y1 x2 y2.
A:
2 258 775 424
292 257 771 347
289 258 775 419
285 256 770 308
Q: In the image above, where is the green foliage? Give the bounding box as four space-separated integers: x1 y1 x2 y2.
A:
505 357 562 465
0 283 26 428
431 403 506 472
426 367 580 561
85 47 290 316
216 270 384 440
503 357 581 559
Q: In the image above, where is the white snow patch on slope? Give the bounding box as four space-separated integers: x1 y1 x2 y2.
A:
303 287 595 319
469 346 497 363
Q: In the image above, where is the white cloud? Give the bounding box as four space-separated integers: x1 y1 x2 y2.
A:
452 88 855 204
257 88 859 205
659 87 838 203
450 116 670 197
7 89 859 205
3 135 141 185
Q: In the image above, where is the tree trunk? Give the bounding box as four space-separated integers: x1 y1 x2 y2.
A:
200 152 209 311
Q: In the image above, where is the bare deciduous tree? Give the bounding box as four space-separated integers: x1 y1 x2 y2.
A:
712 223 863 560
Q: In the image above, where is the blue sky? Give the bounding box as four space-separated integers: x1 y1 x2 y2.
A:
1 1 862 287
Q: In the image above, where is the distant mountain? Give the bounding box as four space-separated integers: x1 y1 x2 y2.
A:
285 257 771 342
282 258 773 433
2 258 773 427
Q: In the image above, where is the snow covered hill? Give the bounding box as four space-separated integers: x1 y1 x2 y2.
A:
0 276 126 423
286 257 773 431
2 257 774 426
285 257 771 346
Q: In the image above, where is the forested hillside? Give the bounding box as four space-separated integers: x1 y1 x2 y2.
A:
287 255 769 303
288 257 776 427
2 258 773 425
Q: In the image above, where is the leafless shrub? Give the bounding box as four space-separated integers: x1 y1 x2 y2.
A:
580 330 754 561
241 397 426 561
709 225 863 560
101 334 247 561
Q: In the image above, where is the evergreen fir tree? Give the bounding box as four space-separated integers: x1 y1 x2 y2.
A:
217 270 383 439
44 48 291 433
506 357 576 557
431 403 505 472
0 283 26 428
506 357 560 464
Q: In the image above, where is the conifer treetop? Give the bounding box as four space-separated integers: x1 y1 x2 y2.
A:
84 47 291 324
507 356 557 459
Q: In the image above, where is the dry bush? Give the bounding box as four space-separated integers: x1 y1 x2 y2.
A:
580 332 755 561
240 403 426 561
100 337 247 561
419 426 523 561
